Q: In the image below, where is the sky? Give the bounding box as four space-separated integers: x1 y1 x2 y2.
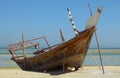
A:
0 0 120 48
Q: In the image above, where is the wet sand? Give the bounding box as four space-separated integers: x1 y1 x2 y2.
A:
0 66 120 78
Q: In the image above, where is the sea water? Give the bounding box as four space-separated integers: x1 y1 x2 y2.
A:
84 49 120 66
0 48 120 67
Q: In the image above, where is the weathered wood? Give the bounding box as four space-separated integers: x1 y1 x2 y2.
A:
44 38 51 50
10 43 39 51
60 29 65 43
60 29 65 72
8 36 46 47
8 26 96 72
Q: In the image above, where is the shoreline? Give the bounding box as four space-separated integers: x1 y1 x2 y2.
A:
0 66 19 69
0 66 120 78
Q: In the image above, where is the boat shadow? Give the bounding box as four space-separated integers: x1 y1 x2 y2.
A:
45 67 78 75
27 68 75 75
47 69 71 75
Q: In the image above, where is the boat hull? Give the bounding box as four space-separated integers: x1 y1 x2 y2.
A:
13 26 96 72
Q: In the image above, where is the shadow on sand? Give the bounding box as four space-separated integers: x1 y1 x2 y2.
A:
43 67 78 76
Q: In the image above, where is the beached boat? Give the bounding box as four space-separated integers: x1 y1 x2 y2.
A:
8 6 102 72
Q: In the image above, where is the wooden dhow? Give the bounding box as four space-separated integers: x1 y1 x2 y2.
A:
8 6 103 72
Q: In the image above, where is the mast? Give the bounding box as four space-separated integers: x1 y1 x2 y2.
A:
67 8 79 36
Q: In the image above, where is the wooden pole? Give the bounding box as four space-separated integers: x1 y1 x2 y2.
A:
44 38 51 50
88 3 92 16
60 29 65 43
88 3 105 74
95 32 105 74
60 29 65 72
21 29 27 69
67 8 79 36
22 29 26 57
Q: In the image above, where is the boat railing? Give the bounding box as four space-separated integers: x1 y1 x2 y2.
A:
8 36 52 59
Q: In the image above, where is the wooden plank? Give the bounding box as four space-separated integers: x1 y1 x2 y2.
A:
8 36 46 47
10 43 39 51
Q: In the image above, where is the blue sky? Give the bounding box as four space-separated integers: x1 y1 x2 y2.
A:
0 0 120 48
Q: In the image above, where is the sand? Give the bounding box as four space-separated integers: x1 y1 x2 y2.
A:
0 66 120 78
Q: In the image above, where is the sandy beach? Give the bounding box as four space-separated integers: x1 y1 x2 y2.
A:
0 66 120 78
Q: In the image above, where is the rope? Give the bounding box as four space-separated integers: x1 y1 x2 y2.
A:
88 51 101 70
